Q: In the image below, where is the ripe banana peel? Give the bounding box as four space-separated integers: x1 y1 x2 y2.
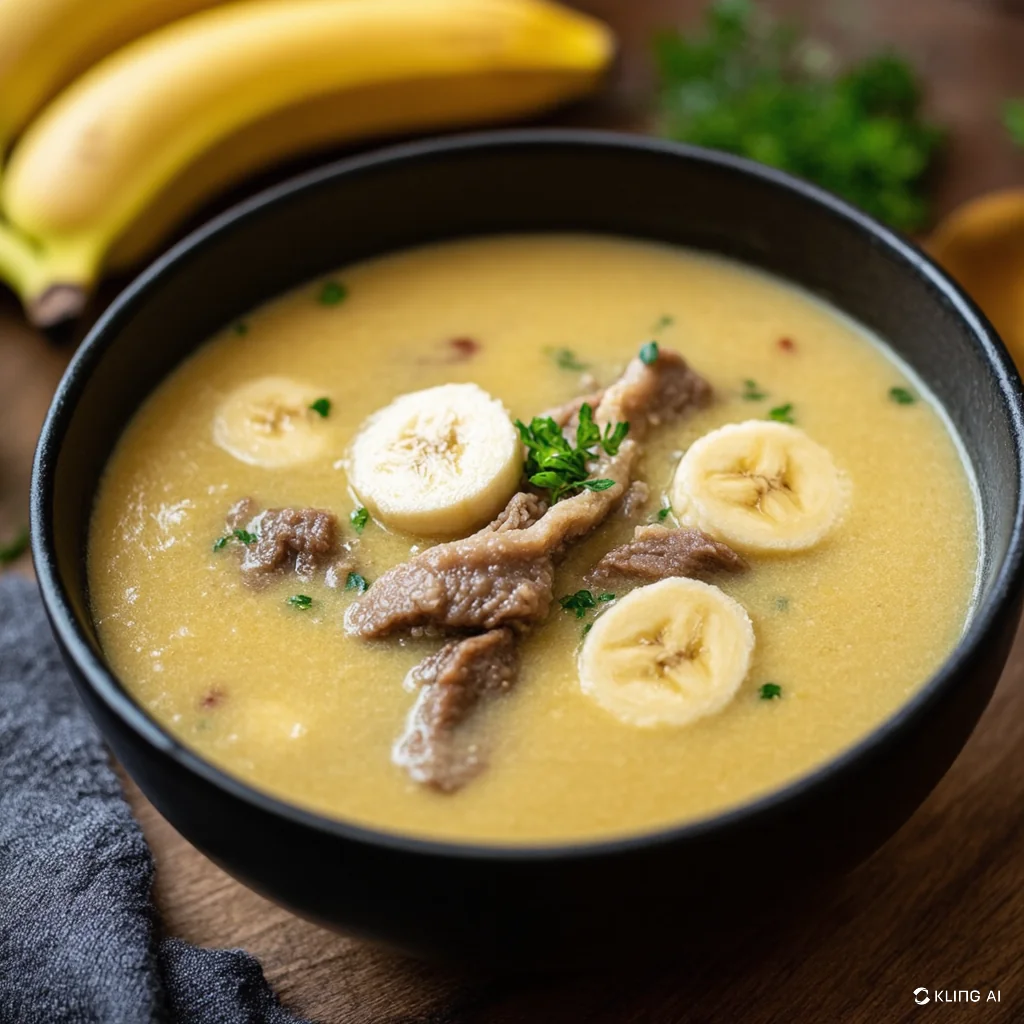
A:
0 0 225 148
0 0 613 327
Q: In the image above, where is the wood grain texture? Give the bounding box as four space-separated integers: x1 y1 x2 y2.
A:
3 1 1024 1020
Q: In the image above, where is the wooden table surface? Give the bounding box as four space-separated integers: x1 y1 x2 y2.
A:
3 1 1024 1020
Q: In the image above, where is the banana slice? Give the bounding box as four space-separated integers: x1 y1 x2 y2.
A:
347 382 522 537
671 420 846 554
213 376 330 468
579 577 754 728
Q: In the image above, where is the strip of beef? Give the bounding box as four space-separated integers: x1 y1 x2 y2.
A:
616 480 650 519
587 525 747 585
393 628 518 792
348 350 709 639
226 498 338 581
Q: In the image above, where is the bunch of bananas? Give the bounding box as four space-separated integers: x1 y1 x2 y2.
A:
0 0 612 327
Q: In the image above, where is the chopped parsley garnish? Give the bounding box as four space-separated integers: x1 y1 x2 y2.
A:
345 571 369 593
318 280 348 306
582 622 594 638
547 347 589 371
516 402 629 503
655 506 672 522
559 589 615 619
768 402 795 424
213 528 257 551
233 321 248 336
775 596 789 612
287 594 313 610
350 507 369 533
760 682 783 700
639 340 660 365
309 397 331 418
653 0 945 230
888 386 916 405
651 314 675 333
1006 99 1024 147
742 378 767 401
0 526 28 566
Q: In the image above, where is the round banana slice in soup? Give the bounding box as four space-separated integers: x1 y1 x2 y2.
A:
213 376 330 468
580 578 754 728
347 382 522 537
672 420 846 554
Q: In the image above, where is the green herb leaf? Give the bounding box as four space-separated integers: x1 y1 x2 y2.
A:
1005 99 1024 147
582 622 594 638
318 280 348 306
233 321 249 336
345 571 369 593
760 682 783 700
654 506 672 523
287 594 313 609
547 347 589 371
639 341 660 365
212 535 230 552
232 528 258 545
651 314 675 333
742 378 767 401
560 590 598 618
653 0 945 230
0 527 28 567
598 592 616 602
309 397 331 418
516 407 629 503
888 386 916 405
768 402 795 424
350 507 369 533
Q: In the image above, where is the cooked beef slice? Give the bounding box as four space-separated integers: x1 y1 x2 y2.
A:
227 500 338 580
541 349 711 438
486 492 548 532
393 628 519 792
347 350 710 638
616 480 650 519
587 525 747 584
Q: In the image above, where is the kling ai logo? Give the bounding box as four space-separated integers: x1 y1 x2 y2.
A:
914 988 931 1006
913 987 1002 1005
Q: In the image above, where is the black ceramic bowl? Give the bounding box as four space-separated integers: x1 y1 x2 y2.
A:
31 130 1024 967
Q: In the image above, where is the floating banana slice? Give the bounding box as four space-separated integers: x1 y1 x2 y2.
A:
213 375 330 468
347 382 522 537
579 578 754 728
671 420 846 554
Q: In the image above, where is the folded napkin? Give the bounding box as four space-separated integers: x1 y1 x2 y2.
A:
0 574 310 1024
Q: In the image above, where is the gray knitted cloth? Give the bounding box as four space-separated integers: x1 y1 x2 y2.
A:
0 574 311 1024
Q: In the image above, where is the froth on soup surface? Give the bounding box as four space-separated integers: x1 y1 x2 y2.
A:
88 235 979 843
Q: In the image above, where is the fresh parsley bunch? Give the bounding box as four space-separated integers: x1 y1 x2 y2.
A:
516 403 629 503
654 0 945 230
1006 100 1024 147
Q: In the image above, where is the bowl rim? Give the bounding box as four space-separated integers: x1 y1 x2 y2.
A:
31 127 1024 862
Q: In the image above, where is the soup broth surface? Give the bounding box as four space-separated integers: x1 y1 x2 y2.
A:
89 235 979 843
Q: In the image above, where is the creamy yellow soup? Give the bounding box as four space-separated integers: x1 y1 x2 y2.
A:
88 235 979 843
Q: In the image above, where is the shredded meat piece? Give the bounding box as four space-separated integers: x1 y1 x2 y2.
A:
347 350 710 640
587 525 747 584
393 628 519 791
226 499 338 581
617 480 650 519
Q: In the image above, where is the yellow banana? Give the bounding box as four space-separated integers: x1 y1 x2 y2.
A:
0 0 227 148
0 0 612 326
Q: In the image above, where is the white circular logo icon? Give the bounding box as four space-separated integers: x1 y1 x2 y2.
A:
914 988 931 1005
